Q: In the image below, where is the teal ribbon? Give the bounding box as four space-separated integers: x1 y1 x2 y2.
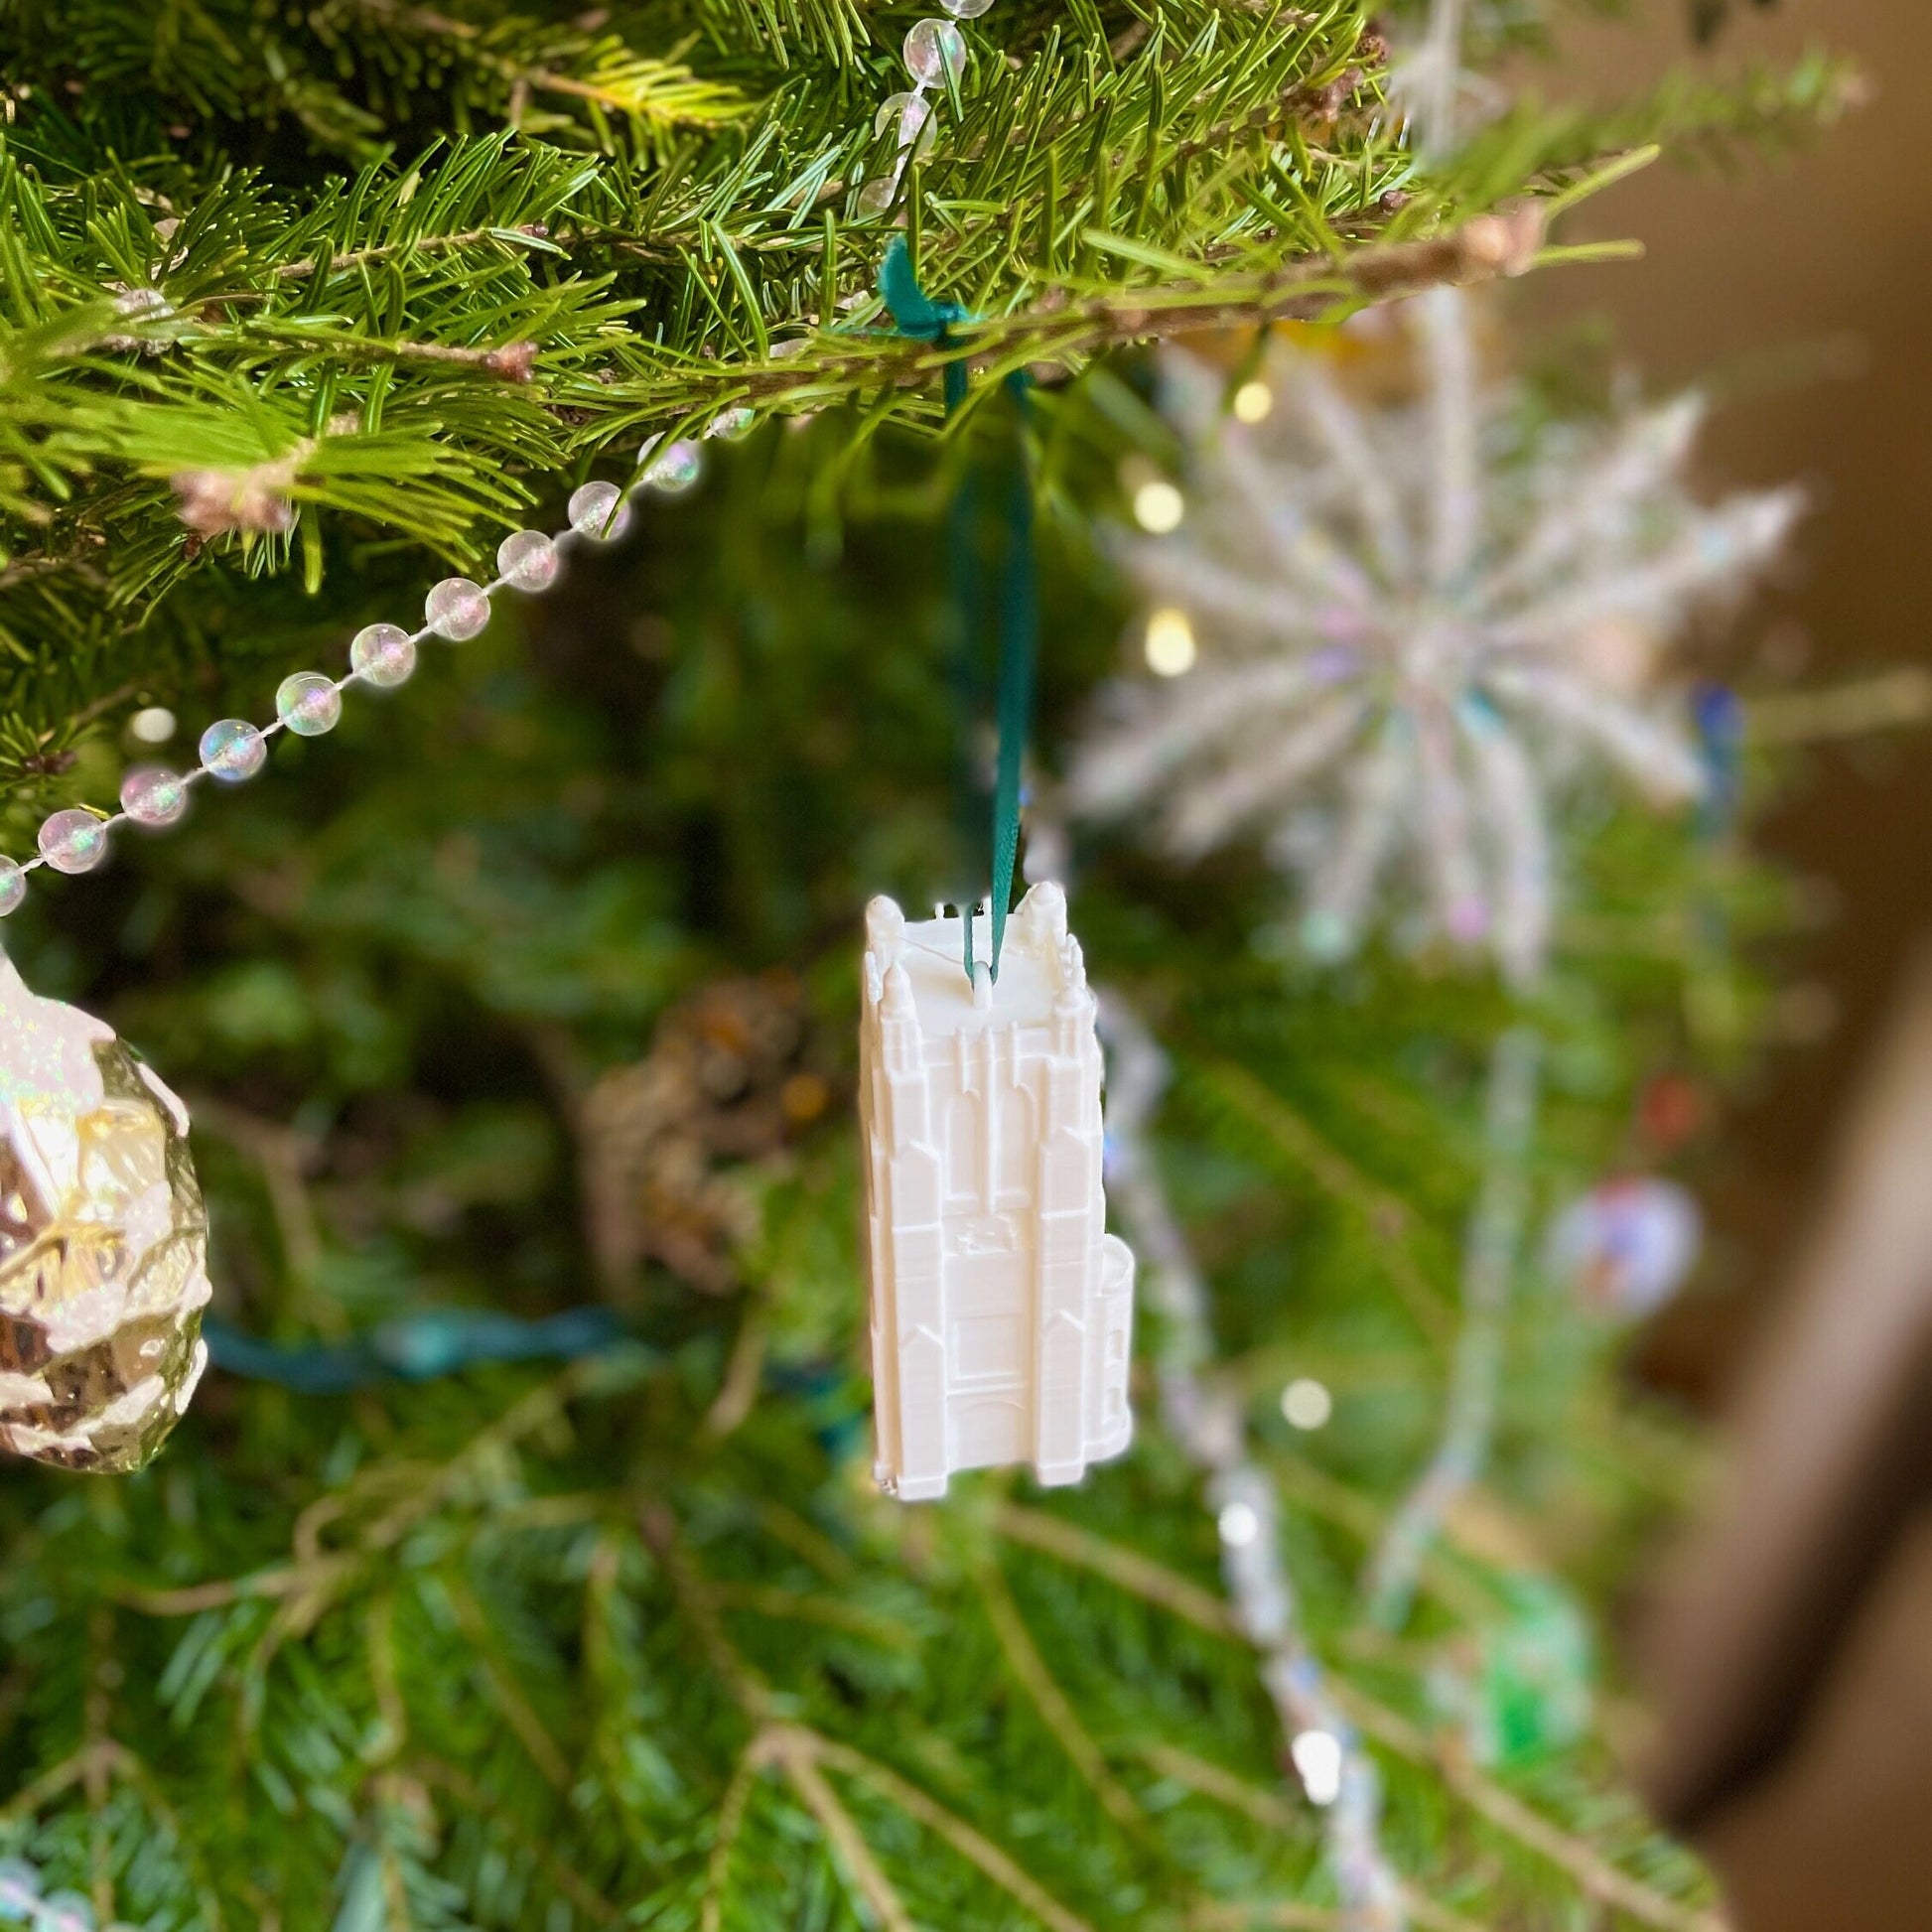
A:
879 233 971 413
986 376 1034 980
878 237 1037 983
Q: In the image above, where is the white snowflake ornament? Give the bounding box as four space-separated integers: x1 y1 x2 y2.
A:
1066 303 1800 981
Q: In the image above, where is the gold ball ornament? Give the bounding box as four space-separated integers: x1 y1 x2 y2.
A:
0 954 209 1471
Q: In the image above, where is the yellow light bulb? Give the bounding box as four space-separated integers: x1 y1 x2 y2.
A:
1232 380 1274 424
1144 609 1197 677
1132 479 1184 533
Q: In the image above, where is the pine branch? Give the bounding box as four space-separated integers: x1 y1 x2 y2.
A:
0 5 1845 759
699 1742 763 1932
1331 1688 1725 1932
345 0 752 135
978 1557 1149 1840
994 1504 1239 1638
1185 1055 1457 1344
768 1727 918 1932
812 1739 1102 1932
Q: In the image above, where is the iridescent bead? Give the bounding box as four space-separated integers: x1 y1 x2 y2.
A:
567 481 630 541
496 528 559 591
876 90 937 159
637 438 702 494
857 177 899 217
0 859 25 917
706 407 757 442
425 577 490 641
349 622 416 688
940 0 993 14
38 807 109 875
120 764 189 826
41 1892 94 1932
0 1857 41 1896
903 18 965 83
200 717 267 782
276 671 341 737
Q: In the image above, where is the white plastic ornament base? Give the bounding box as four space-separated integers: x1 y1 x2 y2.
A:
861 883 1134 1502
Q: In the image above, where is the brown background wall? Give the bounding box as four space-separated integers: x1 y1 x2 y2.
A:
1521 0 1932 1389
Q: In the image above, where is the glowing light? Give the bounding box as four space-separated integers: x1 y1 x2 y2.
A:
1232 380 1274 424
1144 608 1197 678
1281 1378 1333 1431
1292 1728 1343 1806
130 707 177 745
1217 1500 1260 1548
1133 479 1184 533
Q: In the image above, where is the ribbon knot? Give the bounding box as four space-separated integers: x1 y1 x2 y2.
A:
879 235 971 411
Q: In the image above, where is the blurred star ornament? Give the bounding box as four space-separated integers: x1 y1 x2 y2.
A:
0 954 209 1470
1545 1174 1703 1322
1066 312 1801 982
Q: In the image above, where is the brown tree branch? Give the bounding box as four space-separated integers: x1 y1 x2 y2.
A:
977 1558 1148 1841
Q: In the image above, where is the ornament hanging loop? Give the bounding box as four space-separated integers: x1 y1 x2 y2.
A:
879 237 1038 987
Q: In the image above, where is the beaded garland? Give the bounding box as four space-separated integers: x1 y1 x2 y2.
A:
0 1855 106 1932
859 1 996 216
0 433 721 915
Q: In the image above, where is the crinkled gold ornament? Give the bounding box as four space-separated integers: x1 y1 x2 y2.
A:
0 955 209 1471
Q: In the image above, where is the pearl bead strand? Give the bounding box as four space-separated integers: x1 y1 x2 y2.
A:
859 0 997 217
0 1849 128 1932
0 433 716 917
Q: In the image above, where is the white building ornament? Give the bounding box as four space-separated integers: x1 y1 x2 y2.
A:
861 884 1135 1500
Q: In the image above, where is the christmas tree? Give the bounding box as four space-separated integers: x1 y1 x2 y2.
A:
0 1 1863 1927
